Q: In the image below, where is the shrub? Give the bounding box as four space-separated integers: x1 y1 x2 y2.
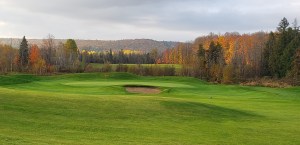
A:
222 64 234 84
101 62 112 72
164 66 176 76
116 64 128 72
84 64 99 73
128 64 143 75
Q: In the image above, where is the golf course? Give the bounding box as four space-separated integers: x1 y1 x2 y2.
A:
0 73 300 145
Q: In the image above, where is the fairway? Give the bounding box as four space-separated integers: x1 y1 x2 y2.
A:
0 73 300 145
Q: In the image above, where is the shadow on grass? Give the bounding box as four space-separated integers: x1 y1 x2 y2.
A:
160 100 262 122
0 75 40 86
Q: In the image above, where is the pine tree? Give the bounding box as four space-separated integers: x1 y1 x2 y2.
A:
207 41 224 82
277 17 289 33
263 32 275 76
197 44 205 58
19 36 29 71
207 41 224 66
197 44 207 79
207 41 216 66
281 34 300 76
289 48 300 85
277 20 299 77
215 42 225 65
277 19 292 77
268 18 296 78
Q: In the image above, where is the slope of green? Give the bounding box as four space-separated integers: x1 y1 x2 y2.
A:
0 73 299 145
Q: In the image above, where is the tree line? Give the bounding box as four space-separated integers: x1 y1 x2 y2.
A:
0 17 299 85
157 17 300 85
81 48 158 64
0 35 160 74
0 35 80 74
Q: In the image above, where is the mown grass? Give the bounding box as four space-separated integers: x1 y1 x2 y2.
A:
0 73 299 144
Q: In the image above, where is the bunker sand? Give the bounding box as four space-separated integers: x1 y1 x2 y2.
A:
125 87 161 94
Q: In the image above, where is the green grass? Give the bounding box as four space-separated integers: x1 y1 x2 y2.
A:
0 73 300 144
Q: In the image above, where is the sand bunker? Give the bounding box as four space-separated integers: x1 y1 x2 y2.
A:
125 85 161 94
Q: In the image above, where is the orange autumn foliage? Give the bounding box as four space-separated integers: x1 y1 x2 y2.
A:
29 44 46 75
29 44 41 65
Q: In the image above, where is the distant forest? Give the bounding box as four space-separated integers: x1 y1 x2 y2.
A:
0 17 300 85
0 38 178 52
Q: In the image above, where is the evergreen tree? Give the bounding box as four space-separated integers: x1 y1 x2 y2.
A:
207 41 216 66
207 41 224 82
289 48 300 85
263 32 275 76
207 41 224 66
197 44 207 79
197 44 205 58
215 42 225 65
277 17 289 33
277 20 299 77
268 18 296 78
281 35 300 76
19 36 29 71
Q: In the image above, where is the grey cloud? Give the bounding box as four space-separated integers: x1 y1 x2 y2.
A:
0 0 299 41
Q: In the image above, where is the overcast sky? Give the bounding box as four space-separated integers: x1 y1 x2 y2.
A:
0 0 299 41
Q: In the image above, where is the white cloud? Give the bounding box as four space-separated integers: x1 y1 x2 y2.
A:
0 21 6 26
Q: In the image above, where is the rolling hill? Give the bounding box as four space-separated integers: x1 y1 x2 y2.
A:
0 38 178 52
